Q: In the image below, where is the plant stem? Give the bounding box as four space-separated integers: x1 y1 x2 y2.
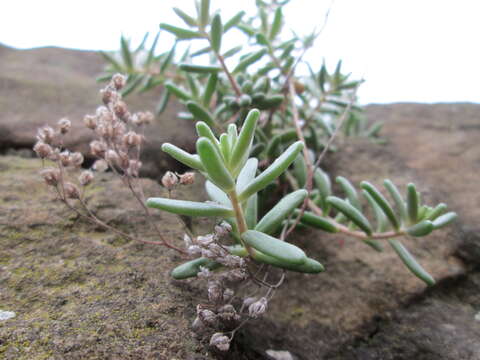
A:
228 190 255 257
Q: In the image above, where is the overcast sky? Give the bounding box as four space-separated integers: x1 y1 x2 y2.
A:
2 0 479 104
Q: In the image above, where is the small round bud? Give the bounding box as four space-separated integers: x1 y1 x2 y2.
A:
113 101 128 119
198 309 217 326
161 171 178 190
111 74 126 90
92 159 108 172
127 160 142 177
64 182 81 199
248 297 267 318
132 111 154 126
83 115 98 130
70 152 84 167
294 80 305 94
179 172 195 185
79 170 94 186
36 126 56 144
33 141 53 159
208 281 223 303
105 150 119 166
101 88 116 105
59 151 71 167
122 131 143 147
57 118 71 134
90 140 107 158
209 333 230 352
40 167 61 186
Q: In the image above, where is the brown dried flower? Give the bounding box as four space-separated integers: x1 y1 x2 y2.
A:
59 151 71 167
90 140 107 158
179 172 195 185
122 131 143 147
36 126 56 144
40 167 61 186
79 170 94 186
33 141 53 159
70 152 84 167
209 333 230 352
64 182 80 199
111 74 126 90
84 115 98 130
57 118 71 134
93 159 109 172
127 160 142 177
161 171 178 189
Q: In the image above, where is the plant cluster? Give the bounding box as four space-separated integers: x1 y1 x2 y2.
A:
34 0 458 354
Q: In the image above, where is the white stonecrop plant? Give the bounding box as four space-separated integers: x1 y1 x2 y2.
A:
147 108 325 278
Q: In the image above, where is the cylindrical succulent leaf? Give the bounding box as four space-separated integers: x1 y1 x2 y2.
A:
425 203 447 221
255 189 308 235
253 251 324 273
187 101 215 127
432 212 457 229
383 179 408 223
236 158 258 193
295 210 338 233
205 180 231 206
161 143 204 171
147 197 234 217
239 141 304 201
160 23 204 40
230 109 260 172
242 230 306 265
407 183 419 224
233 49 268 73
203 73 218 107
165 82 192 101
388 239 435 286
210 13 223 53
336 176 361 210
326 196 373 235
171 257 222 279
196 122 219 147
361 181 400 230
179 63 222 73
406 220 434 237
197 137 235 191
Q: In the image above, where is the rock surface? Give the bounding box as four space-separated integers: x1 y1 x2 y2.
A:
0 44 196 178
1 44 479 359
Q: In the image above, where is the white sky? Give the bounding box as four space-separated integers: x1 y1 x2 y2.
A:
1 0 479 104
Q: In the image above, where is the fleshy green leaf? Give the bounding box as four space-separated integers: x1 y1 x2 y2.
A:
383 179 408 223
205 180 231 206
165 82 192 101
171 257 222 279
406 220 434 237
197 137 235 191
361 181 400 230
161 143 204 170
196 122 219 147
120 35 133 71
236 158 258 193
230 109 260 172
326 196 372 235
253 252 324 273
173 7 198 27
425 203 447 221
432 212 457 229
187 101 215 127
179 63 222 73
200 0 210 28
255 189 308 235
388 239 435 286
362 190 388 232
160 23 204 40
233 49 268 73
295 210 338 233
245 194 258 229
242 230 306 265
239 141 304 201
336 176 361 210
203 73 218 107
407 183 419 224
223 11 246 32
269 7 283 40
210 13 223 53
147 197 234 217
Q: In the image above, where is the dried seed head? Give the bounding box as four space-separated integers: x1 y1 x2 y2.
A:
105 150 119 165
187 245 202 256
209 333 230 352
122 131 143 147
227 268 248 282
40 167 61 186
101 88 117 105
208 281 223 303
198 309 217 325
248 297 268 318
48 148 61 161
117 151 130 169
161 171 178 189
196 234 214 246
93 159 108 172
223 288 234 302
192 317 206 333
79 170 94 186
127 160 142 177
59 151 72 167
243 297 257 308
70 152 84 167
90 140 107 158
113 101 128 119
111 74 126 90
218 304 238 321
96 106 110 118
132 111 154 126
64 182 81 199
57 118 71 134
219 255 244 268
36 126 56 144
179 172 195 185
197 266 211 279
33 141 53 159
214 221 232 237
84 115 98 130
